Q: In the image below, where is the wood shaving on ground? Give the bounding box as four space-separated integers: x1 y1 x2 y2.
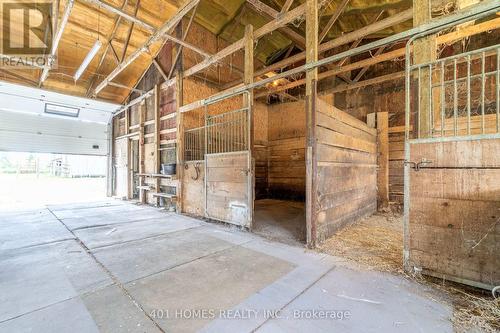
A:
317 208 500 333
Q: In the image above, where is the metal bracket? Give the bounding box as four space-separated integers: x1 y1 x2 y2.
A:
404 158 433 171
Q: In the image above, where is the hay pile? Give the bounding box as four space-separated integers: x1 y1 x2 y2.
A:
318 211 404 273
317 210 500 332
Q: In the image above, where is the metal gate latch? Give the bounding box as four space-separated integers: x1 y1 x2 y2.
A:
404 158 433 171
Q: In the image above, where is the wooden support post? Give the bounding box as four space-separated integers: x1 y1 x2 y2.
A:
413 0 436 137
377 112 389 211
244 24 255 227
175 74 184 212
138 101 146 204
305 0 318 247
124 107 130 135
154 84 161 206
175 23 184 213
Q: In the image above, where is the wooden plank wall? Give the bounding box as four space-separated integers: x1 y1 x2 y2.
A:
267 100 306 200
206 152 250 227
389 127 405 205
314 98 378 243
408 139 500 288
182 161 205 216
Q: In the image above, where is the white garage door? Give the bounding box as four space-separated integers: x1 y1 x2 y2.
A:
0 110 109 156
0 82 119 156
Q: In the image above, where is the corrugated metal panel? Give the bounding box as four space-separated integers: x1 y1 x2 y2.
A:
0 110 109 156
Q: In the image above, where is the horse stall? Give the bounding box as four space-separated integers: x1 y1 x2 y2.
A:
180 85 379 247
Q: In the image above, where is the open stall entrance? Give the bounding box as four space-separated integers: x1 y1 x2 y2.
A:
253 99 307 245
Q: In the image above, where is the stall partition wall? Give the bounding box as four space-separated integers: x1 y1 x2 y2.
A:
404 44 500 289
311 98 378 244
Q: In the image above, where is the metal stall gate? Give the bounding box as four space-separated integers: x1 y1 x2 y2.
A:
404 39 500 288
184 91 254 228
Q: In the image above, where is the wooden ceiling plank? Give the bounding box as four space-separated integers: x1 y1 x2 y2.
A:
94 0 200 95
39 0 75 85
318 0 350 43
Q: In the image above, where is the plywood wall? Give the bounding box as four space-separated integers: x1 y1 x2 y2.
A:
314 98 378 243
408 139 500 288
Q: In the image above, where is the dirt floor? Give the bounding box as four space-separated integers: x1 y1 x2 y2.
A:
318 209 500 333
252 199 306 245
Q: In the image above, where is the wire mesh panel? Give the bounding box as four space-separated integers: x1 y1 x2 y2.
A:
184 127 205 161
407 45 500 141
206 107 249 154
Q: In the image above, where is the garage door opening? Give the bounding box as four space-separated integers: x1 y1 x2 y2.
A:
0 152 107 210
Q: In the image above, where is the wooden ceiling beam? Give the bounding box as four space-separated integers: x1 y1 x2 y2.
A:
256 15 500 97
280 0 294 14
93 0 200 95
254 8 412 78
82 0 209 59
86 0 129 96
318 0 350 43
121 0 141 62
168 3 198 79
39 0 75 85
352 45 386 82
246 0 305 50
80 0 155 31
183 3 306 80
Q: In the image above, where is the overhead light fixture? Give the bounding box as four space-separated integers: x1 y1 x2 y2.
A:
45 103 80 117
74 40 102 82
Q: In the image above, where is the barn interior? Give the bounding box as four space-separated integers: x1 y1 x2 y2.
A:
0 0 499 331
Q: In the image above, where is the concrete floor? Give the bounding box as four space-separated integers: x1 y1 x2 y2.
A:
0 200 453 332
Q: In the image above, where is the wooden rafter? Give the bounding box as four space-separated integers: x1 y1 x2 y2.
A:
246 0 305 49
121 0 141 62
167 3 199 80
39 0 74 85
224 8 412 89
256 15 500 98
280 0 294 14
318 0 350 43
352 45 386 82
93 0 200 95
83 0 209 59
86 0 129 96
183 3 307 80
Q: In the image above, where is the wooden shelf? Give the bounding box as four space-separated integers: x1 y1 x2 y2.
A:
137 173 177 179
151 193 177 199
